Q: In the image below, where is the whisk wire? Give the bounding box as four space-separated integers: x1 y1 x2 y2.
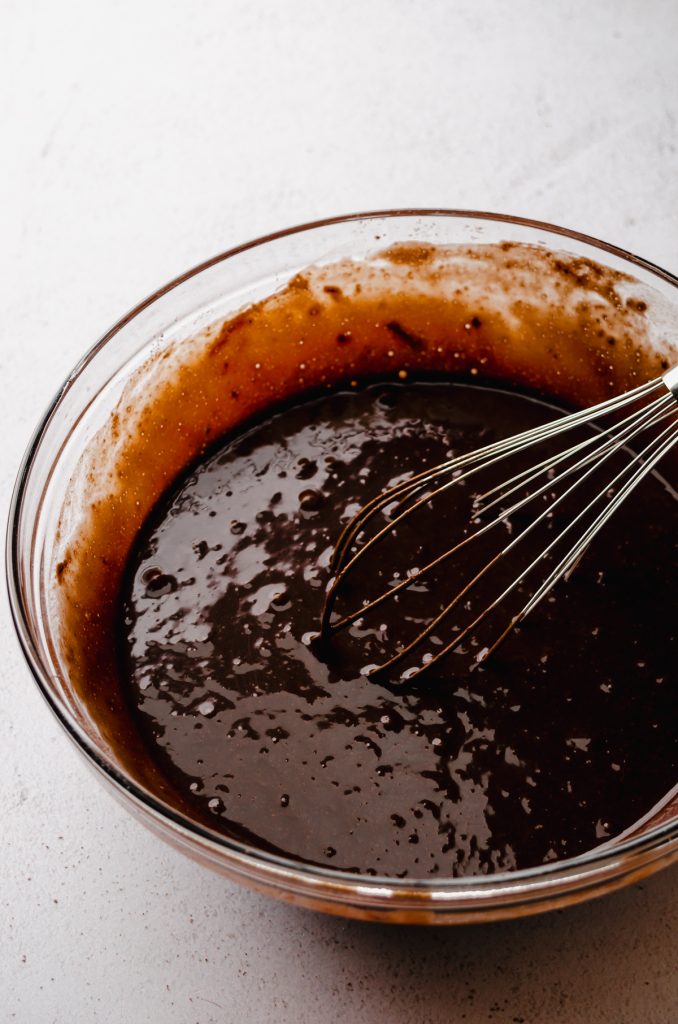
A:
520 418 678 623
473 391 675 515
371 397 678 679
323 397 670 638
321 373 678 679
329 377 665 574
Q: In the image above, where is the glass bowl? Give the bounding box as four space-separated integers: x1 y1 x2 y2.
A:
7 211 678 924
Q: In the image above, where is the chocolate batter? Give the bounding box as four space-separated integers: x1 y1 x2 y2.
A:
120 379 678 878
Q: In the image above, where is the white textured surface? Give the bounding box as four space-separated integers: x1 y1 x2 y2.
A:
2 1 678 1019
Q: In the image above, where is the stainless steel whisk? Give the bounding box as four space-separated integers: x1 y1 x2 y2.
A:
320 366 678 679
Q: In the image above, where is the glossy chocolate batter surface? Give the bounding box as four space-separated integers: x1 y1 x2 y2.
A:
120 380 678 878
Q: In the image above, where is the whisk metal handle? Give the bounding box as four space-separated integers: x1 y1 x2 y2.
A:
663 365 678 400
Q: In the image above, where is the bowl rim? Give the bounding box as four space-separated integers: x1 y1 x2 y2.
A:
7 208 678 902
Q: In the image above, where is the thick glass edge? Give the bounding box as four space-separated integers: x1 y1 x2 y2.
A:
6 209 678 903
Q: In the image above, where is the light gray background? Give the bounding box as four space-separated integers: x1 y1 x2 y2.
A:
2 1 678 1020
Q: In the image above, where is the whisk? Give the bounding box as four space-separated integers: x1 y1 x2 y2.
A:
319 366 678 680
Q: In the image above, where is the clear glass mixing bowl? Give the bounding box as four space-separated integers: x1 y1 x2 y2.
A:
7 211 678 924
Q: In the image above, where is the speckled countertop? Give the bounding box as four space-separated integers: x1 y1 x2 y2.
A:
2 1 678 1020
